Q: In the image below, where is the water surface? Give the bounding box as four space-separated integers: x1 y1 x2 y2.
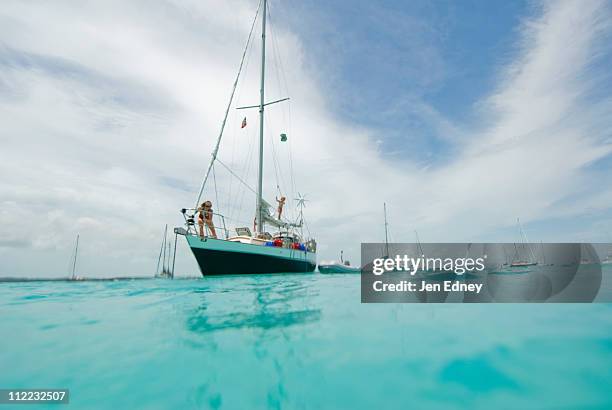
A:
1 272 612 409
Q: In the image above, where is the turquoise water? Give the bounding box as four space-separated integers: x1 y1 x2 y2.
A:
1 273 612 409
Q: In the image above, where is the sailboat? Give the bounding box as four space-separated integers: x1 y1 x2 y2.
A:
602 234 612 264
68 234 83 281
415 230 424 258
509 218 537 267
155 224 173 278
602 245 612 265
329 203 390 274
318 250 360 274
176 0 316 276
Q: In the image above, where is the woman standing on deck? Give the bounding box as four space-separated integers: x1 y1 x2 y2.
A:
198 201 217 239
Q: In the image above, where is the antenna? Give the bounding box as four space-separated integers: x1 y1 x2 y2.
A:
295 192 308 222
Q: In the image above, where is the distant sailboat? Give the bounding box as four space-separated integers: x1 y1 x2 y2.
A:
579 242 599 265
509 218 537 267
318 250 360 274
538 241 553 266
69 234 83 281
602 234 612 264
319 203 392 274
415 230 424 258
155 225 173 278
602 247 612 265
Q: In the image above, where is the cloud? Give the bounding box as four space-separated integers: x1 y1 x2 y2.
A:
0 0 611 276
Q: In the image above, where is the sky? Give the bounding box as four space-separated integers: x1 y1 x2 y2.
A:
1 0 611 277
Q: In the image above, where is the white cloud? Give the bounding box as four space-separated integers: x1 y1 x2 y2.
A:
0 0 611 276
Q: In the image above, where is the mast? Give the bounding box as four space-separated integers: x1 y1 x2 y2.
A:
172 231 178 279
71 234 79 279
255 0 267 234
156 224 167 275
415 231 424 256
162 226 168 273
167 242 171 273
383 203 389 258
518 218 536 262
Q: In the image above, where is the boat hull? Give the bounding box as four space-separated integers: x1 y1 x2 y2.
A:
186 236 316 276
509 261 538 267
318 263 360 274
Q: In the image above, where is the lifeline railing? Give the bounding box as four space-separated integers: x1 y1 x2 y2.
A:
180 208 230 240
179 207 316 251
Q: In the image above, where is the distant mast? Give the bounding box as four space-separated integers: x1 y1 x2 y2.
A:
517 218 536 262
71 234 79 280
383 203 389 258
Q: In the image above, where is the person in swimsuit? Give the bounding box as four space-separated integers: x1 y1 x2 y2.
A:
198 201 217 239
276 196 286 220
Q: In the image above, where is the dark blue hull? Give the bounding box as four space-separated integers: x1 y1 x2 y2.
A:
190 246 316 276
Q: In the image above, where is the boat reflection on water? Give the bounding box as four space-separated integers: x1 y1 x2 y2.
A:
185 276 322 334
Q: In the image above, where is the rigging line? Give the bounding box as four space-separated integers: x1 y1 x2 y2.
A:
212 162 220 214
227 33 254 216
236 134 256 224
235 13 257 109
265 116 283 195
216 158 257 196
267 7 296 206
226 126 235 216
226 121 247 223
234 141 253 223
267 8 285 112
268 11 289 125
231 119 256 223
156 226 166 275
267 19 291 220
193 0 262 209
265 115 293 222
228 123 255 225
261 29 292 216
266 12 288 150
267 4 298 223
267 5 291 132
287 118 296 200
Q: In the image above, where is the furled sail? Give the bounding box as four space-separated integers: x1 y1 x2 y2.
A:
261 199 302 229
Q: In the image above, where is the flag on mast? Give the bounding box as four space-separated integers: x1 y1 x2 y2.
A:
241 117 247 129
